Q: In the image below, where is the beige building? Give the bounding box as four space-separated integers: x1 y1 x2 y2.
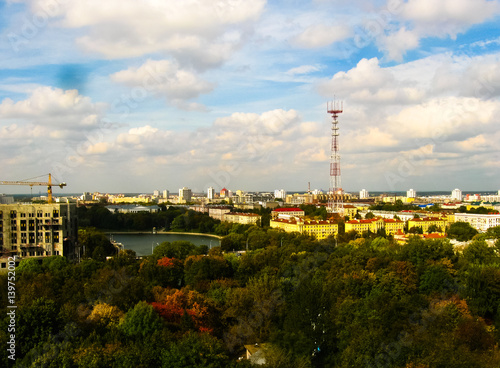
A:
223 212 261 225
208 206 232 221
0 202 78 268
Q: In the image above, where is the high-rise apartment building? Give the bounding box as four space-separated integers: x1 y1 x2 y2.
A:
207 187 215 200
359 189 369 199
274 189 286 199
407 189 417 198
451 188 462 201
178 187 192 203
0 202 78 268
163 190 169 199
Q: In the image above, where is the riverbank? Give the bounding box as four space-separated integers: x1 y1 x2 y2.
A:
108 231 222 239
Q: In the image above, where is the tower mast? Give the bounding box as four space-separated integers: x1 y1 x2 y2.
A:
327 100 343 215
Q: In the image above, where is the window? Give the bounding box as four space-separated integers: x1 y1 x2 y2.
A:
20 220 26 231
37 210 43 218
45 233 50 243
29 220 35 231
53 209 59 217
29 233 35 244
10 210 17 218
11 234 17 244
54 232 60 243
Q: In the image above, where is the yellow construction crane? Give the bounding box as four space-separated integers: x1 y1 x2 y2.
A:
0 173 66 203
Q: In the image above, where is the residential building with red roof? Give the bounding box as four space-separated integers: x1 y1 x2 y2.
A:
271 207 305 220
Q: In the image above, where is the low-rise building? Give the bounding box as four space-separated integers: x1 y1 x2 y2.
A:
345 218 385 234
271 207 305 220
408 217 447 233
454 213 500 232
223 212 261 225
106 204 160 214
208 206 232 221
270 218 338 240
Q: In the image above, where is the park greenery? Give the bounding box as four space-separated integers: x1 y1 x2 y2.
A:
2 222 500 367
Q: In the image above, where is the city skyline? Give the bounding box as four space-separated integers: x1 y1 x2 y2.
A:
1 1 500 193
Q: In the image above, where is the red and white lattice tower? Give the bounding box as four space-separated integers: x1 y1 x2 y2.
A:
327 100 343 214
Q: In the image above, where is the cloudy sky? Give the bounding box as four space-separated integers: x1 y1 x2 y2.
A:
1 0 500 195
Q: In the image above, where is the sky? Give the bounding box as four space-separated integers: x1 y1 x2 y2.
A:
0 0 500 195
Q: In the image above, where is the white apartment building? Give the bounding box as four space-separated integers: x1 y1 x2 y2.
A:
274 189 287 199
359 189 369 199
407 189 417 198
451 189 462 201
207 187 215 200
454 213 500 232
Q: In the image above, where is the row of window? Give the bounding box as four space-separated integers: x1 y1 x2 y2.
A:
9 232 60 244
8 210 60 218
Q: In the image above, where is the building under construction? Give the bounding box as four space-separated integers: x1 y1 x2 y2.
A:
0 201 78 269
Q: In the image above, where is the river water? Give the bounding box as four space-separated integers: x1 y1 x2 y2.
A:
108 233 221 256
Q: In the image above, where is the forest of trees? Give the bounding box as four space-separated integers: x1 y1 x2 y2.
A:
2 225 500 367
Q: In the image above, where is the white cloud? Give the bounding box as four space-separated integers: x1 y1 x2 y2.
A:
110 59 214 108
25 0 266 69
293 23 352 48
286 65 322 75
378 0 500 60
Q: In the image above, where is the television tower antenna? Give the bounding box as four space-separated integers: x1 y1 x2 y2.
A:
327 100 343 215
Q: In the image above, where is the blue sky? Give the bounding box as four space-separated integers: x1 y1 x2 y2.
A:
0 0 500 195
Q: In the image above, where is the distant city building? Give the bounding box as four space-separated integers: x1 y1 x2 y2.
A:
0 195 15 204
220 188 229 198
407 189 417 198
0 202 78 268
163 190 169 199
80 192 93 201
106 204 160 214
274 189 287 199
109 195 152 204
153 190 159 197
359 189 369 199
179 187 192 203
451 189 462 201
207 187 215 200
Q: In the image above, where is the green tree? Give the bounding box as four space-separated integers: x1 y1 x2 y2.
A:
119 301 163 338
448 222 478 241
161 332 230 368
17 297 63 356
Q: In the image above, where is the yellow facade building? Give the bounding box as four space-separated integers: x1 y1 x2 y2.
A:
408 217 447 234
345 218 405 235
270 218 338 240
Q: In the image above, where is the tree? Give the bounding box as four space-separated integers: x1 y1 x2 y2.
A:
119 301 163 338
365 212 375 219
160 332 230 368
462 240 496 264
447 222 478 242
17 297 63 356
